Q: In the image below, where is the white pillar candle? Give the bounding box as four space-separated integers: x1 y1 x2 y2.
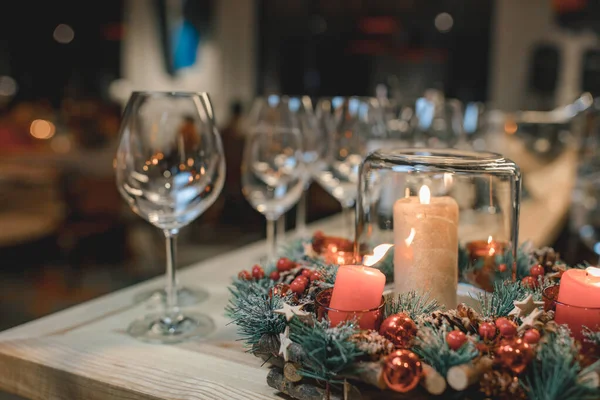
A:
393 185 459 308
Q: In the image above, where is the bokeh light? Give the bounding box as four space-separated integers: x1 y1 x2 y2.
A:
53 24 75 44
30 119 56 139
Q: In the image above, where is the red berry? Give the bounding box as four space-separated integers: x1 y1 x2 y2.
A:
238 270 251 280
310 271 322 281
251 265 265 279
478 322 497 340
523 328 541 345
302 269 312 278
530 264 545 278
446 330 467 350
498 320 517 338
498 263 507 273
293 276 309 286
276 258 295 272
290 279 306 294
521 276 538 289
269 271 281 281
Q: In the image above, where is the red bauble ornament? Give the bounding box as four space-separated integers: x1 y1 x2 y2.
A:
309 271 322 281
238 270 251 280
498 320 517 338
301 269 312 278
530 264 545 278
521 276 538 289
269 283 291 298
495 317 509 328
446 330 468 350
498 263 507 273
276 258 295 272
478 322 497 341
379 313 418 348
251 265 265 279
290 279 306 294
269 271 281 281
497 338 534 374
523 328 541 345
382 350 423 393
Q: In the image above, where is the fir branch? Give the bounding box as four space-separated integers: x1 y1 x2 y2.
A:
475 280 528 318
312 258 338 286
572 261 592 270
524 327 600 400
583 326 600 346
412 322 479 376
495 242 536 281
225 279 286 346
278 238 311 261
289 318 362 382
385 290 443 320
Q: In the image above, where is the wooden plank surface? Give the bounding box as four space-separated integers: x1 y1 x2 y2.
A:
0 184 571 400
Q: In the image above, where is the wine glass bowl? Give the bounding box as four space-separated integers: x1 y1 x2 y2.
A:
242 96 307 262
115 91 224 343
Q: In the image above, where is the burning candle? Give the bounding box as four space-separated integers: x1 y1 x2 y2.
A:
555 267 600 338
393 185 459 308
465 237 507 292
328 265 386 329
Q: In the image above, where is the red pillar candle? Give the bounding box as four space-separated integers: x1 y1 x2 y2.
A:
555 267 600 339
328 265 386 329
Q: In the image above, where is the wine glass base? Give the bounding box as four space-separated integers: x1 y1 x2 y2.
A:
133 286 209 307
127 312 215 344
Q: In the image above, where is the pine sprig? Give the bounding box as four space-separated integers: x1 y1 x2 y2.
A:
412 322 479 376
385 290 443 320
289 318 362 382
225 279 286 346
583 326 600 346
475 280 528 318
524 327 600 400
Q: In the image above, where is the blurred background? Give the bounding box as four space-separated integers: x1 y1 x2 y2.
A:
2 0 600 339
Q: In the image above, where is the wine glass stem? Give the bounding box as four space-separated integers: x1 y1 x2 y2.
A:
296 190 307 236
342 206 353 239
267 218 277 264
164 228 180 315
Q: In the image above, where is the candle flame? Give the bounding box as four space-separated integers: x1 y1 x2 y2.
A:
363 244 393 267
419 185 430 204
405 228 416 246
586 266 600 278
487 236 493 244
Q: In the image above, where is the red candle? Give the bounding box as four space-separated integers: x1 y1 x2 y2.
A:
328 265 386 329
555 267 600 339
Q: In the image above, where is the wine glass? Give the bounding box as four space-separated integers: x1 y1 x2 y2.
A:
242 95 307 264
314 96 385 237
291 96 326 237
115 91 225 343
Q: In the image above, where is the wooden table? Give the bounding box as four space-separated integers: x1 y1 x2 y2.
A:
0 216 349 400
0 204 564 400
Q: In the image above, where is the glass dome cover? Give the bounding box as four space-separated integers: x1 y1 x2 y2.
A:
356 148 521 306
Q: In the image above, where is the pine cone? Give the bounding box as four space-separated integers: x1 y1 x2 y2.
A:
349 330 394 360
457 303 482 327
427 310 471 332
533 247 560 273
480 370 527 400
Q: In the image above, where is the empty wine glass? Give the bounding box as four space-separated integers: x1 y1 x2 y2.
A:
314 96 384 237
292 96 326 237
115 91 225 343
242 95 306 264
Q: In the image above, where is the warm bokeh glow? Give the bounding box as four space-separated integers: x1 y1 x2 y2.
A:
29 119 56 139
